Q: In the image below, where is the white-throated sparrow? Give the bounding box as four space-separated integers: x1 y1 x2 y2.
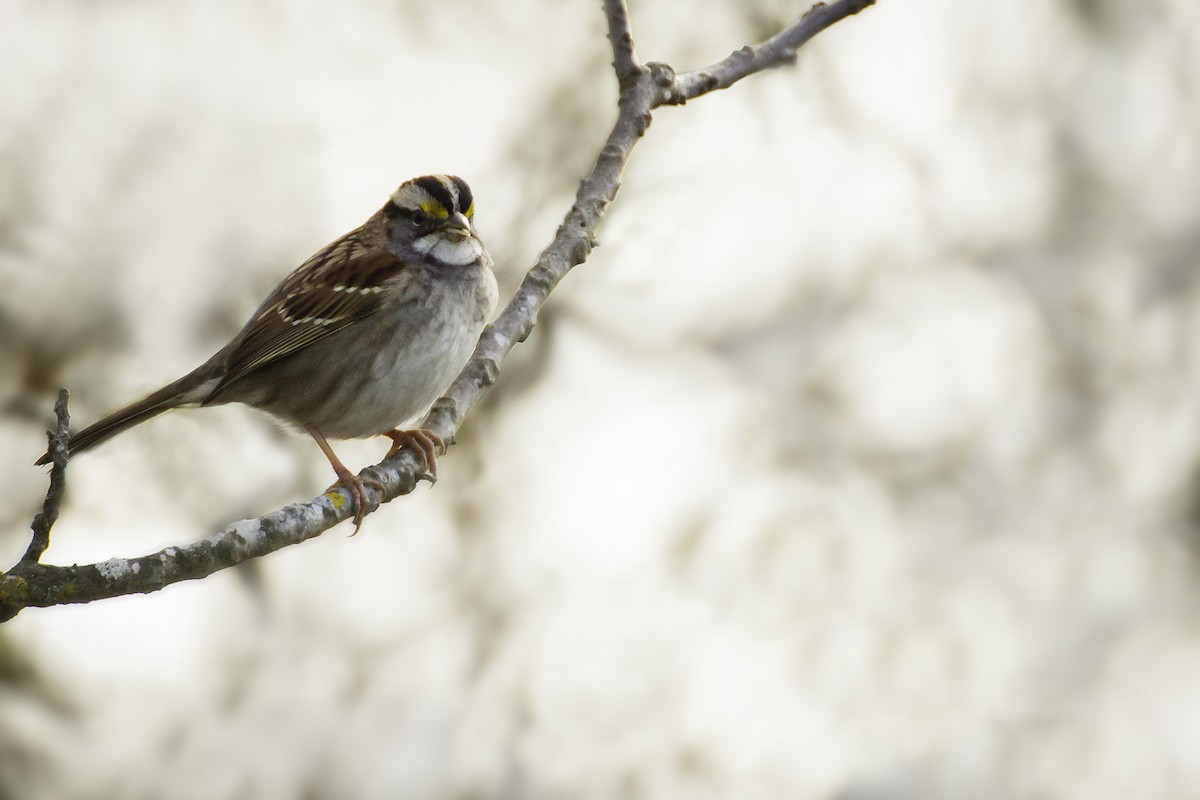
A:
37 175 498 531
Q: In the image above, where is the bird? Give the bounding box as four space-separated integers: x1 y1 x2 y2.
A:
37 174 498 532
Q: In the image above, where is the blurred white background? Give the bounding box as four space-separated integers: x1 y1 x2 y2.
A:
2 0 1200 797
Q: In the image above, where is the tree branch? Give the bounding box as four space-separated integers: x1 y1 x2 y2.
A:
1 0 876 621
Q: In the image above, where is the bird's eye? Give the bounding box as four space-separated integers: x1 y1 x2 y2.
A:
409 210 429 225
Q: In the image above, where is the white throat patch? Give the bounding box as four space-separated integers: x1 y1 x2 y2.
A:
414 235 484 266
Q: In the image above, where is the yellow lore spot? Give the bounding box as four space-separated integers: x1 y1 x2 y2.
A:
419 201 450 219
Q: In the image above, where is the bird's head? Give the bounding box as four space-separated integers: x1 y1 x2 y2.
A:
385 174 485 266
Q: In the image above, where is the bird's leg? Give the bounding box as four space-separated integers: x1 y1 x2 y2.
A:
306 426 382 534
383 428 446 480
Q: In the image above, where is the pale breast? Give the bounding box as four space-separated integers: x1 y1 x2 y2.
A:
217 262 497 439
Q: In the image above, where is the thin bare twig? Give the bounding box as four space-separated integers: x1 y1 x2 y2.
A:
664 0 876 104
20 390 70 567
603 0 640 87
1 0 876 621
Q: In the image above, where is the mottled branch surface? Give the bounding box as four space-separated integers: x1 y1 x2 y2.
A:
1 0 875 621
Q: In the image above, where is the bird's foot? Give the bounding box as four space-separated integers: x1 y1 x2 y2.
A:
326 467 385 535
383 428 447 479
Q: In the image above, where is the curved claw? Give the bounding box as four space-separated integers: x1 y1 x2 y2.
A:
384 428 447 478
306 425 385 534
326 472 385 535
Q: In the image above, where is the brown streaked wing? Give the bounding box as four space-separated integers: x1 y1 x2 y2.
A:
212 241 411 392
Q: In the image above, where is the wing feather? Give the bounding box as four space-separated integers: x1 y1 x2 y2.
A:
210 235 412 394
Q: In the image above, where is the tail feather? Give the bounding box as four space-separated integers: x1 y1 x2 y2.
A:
35 364 223 466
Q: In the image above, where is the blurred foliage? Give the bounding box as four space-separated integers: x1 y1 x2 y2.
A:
2 0 1200 798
